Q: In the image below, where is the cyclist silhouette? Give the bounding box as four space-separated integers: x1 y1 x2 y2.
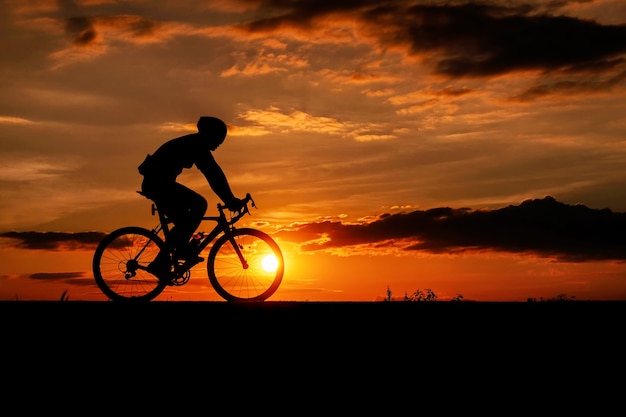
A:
138 116 244 280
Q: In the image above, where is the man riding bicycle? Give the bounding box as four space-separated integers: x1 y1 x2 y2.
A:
138 116 244 281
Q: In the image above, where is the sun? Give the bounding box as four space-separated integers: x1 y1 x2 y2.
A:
261 254 279 272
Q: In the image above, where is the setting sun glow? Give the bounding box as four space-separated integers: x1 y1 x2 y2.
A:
261 254 279 272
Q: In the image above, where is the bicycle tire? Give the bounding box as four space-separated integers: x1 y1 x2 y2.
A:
93 226 167 302
207 228 284 302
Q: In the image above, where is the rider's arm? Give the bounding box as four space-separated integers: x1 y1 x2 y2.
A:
196 153 241 210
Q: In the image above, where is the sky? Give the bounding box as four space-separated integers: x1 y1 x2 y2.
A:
2 0 626 302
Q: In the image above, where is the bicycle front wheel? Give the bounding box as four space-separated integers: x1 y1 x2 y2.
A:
208 228 284 302
92 226 167 302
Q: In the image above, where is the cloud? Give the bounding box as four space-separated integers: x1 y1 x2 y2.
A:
240 0 626 79
276 196 626 262
511 69 626 101
65 15 97 46
59 0 97 46
28 271 94 286
237 106 396 140
0 231 106 251
30 271 84 280
28 1 624 101
42 1 196 66
0 116 34 125
0 158 77 181
405 3 626 78
57 0 169 47
21 1 624 87
222 52 307 76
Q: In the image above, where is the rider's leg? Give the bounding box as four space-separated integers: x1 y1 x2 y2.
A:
165 183 207 257
142 182 206 280
148 182 207 258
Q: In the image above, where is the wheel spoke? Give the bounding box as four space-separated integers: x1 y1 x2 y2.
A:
93 227 166 302
208 228 283 302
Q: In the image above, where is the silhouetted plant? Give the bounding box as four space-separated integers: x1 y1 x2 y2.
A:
450 294 464 302
547 293 575 302
385 286 392 302
59 290 69 302
385 287 467 301
407 288 438 302
406 289 420 301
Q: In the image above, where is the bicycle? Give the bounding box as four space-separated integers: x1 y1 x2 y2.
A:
92 193 284 302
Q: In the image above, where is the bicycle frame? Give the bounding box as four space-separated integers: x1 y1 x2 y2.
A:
148 193 255 273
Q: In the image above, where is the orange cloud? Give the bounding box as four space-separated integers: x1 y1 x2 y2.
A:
236 106 396 141
221 49 308 77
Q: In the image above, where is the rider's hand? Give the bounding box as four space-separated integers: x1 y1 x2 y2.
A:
226 198 245 213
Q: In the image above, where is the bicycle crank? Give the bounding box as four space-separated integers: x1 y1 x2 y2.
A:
170 269 190 286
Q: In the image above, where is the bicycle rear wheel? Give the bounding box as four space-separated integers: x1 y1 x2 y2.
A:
208 228 284 302
92 226 167 302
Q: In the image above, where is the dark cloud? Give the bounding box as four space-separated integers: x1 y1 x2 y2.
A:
29 272 94 287
0 231 106 251
65 16 97 46
30 271 84 280
59 0 98 46
276 196 626 262
125 17 161 38
406 3 626 77
433 86 473 97
512 69 626 101
55 2 170 50
243 0 626 78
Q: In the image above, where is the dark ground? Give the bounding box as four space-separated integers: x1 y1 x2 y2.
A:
4 300 623 348
3 300 623 409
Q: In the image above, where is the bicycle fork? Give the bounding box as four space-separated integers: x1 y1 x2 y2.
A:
229 236 249 269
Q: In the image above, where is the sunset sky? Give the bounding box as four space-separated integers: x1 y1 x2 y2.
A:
2 0 626 302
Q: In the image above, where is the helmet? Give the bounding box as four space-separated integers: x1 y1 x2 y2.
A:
197 116 227 140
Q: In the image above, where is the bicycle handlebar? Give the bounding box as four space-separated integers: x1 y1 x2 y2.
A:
218 192 256 224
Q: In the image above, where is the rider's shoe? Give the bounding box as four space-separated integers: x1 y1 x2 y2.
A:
186 255 204 265
147 257 173 285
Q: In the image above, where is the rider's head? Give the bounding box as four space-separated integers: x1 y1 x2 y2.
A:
197 116 227 150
